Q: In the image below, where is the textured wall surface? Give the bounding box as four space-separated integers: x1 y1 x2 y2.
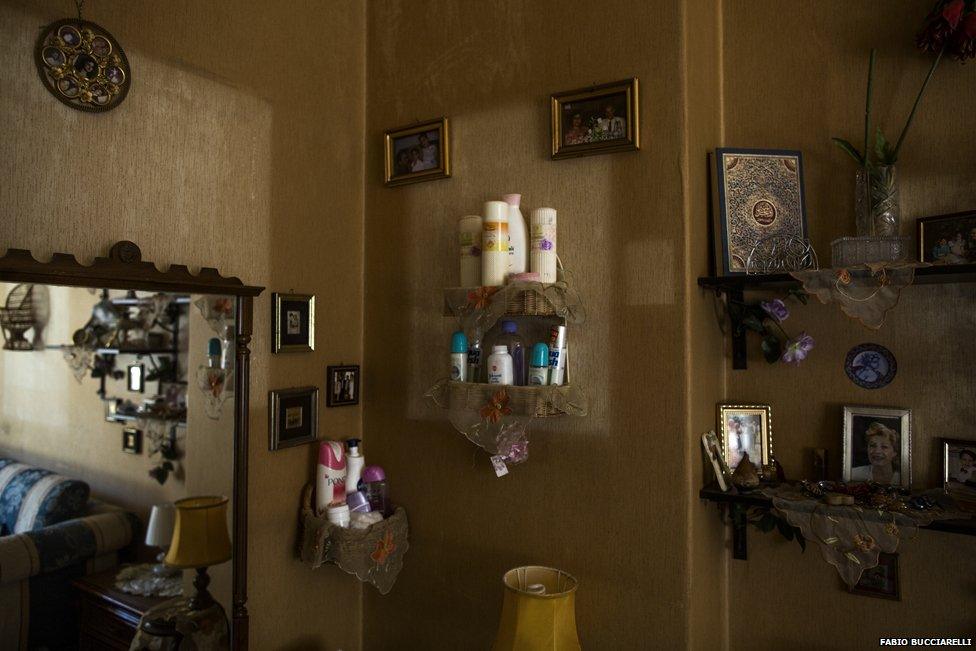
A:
0 1 365 649
722 1 976 648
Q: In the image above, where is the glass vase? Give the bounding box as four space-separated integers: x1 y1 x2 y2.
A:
855 165 900 237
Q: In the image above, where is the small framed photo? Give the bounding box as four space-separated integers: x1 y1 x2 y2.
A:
849 552 900 600
127 363 145 393
551 78 639 159
269 386 319 450
842 406 911 487
122 427 142 455
326 364 360 407
711 148 808 275
717 404 772 471
942 438 976 505
701 430 733 491
272 293 315 353
384 117 450 187
916 210 976 264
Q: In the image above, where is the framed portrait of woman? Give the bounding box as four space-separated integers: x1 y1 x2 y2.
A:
717 404 772 472
842 406 911 488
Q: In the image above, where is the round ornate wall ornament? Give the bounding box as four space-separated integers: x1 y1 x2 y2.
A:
34 18 131 113
844 343 897 390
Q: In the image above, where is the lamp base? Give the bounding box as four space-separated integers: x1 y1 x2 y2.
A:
187 567 215 611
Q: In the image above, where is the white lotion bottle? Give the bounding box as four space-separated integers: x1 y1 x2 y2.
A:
487 345 514 385
530 207 558 283
458 215 482 287
481 201 510 286
345 439 365 495
503 194 528 275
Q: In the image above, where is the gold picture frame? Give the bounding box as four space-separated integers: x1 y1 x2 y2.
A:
272 293 315 353
551 78 640 159
717 404 773 471
384 117 451 187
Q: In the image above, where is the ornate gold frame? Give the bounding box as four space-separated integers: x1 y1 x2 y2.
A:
551 78 640 159
717 403 773 470
272 293 315 353
384 117 451 187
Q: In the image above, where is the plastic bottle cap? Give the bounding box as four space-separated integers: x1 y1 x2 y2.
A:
346 491 371 513
501 320 517 334
346 438 361 454
492 345 509 354
502 193 521 207
208 338 221 356
451 331 468 354
531 343 550 367
483 201 509 223
361 465 385 483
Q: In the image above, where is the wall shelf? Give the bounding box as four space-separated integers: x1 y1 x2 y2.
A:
699 482 976 560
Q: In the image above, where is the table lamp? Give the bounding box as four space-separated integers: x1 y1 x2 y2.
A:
492 566 581 651
164 495 231 611
145 503 177 576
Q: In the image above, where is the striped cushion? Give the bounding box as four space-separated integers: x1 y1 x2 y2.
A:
0 459 90 535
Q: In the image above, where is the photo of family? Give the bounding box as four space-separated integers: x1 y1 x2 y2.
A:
918 211 976 264
843 406 911 487
560 92 629 146
327 364 360 407
551 78 639 159
943 439 976 500
718 404 771 471
384 118 450 186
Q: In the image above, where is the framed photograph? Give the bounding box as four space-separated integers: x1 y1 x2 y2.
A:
711 148 808 275
717 404 772 471
842 406 911 487
916 210 976 264
272 293 314 353
384 117 450 187
122 427 142 455
942 438 976 506
269 386 319 450
127 363 145 393
849 553 900 600
701 430 733 491
551 78 639 159
326 364 360 407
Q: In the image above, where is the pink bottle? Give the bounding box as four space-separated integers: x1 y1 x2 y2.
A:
316 441 347 514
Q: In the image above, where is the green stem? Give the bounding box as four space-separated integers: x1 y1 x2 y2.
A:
893 47 944 160
863 49 876 167
765 318 791 342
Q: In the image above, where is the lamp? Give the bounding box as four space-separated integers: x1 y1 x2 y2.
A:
145 503 177 576
492 566 581 651
164 496 231 611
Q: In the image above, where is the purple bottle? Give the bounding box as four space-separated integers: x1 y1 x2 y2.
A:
359 465 390 516
497 320 526 386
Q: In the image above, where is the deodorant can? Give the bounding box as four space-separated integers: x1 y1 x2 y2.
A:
548 325 567 386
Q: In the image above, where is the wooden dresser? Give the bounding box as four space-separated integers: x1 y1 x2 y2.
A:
72 568 172 650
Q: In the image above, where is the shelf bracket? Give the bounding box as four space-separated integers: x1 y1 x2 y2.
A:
728 288 748 370
730 502 748 560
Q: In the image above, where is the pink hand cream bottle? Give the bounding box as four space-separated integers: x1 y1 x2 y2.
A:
316 441 347 514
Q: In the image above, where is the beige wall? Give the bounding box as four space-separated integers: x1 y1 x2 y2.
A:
722 1 976 648
0 1 365 649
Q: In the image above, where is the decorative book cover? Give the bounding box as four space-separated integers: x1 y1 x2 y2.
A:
712 148 807 274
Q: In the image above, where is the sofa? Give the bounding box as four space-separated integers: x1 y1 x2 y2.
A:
0 458 140 650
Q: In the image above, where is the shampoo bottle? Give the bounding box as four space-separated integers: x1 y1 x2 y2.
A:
528 343 550 385
345 438 365 495
481 201 510 286
316 441 347 513
530 207 558 283
487 345 514 385
503 194 528 275
451 331 468 381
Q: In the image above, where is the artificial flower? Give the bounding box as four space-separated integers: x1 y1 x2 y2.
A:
836 269 852 285
371 530 396 564
479 389 512 424
781 333 815 365
760 299 789 322
917 0 967 53
466 286 498 310
949 11 976 60
853 533 876 552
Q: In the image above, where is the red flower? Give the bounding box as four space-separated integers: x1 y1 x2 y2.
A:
466 286 498 310
949 12 976 60
917 0 967 53
371 531 396 564
943 0 966 27
479 389 512 424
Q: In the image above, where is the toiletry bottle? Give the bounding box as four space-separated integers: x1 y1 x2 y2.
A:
346 490 371 513
496 320 526 385
467 334 483 383
528 343 550 385
487 345 514 385
458 215 483 287
361 465 390 516
503 194 528 275
548 325 567 386
451 331 468 381
345 438 365 495
326 503 350 528
530 207 558 283
481 201 510 286
207 338 222 368
316 441 347 514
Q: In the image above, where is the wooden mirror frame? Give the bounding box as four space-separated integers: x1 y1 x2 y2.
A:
0 240 264 650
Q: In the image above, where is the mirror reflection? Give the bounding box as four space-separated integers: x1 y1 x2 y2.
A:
0 282 236 649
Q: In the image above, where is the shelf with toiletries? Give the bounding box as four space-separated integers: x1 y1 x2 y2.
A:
298 439 408 594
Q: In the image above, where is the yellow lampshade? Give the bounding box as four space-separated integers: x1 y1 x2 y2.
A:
492 566 581 651
164 496 231 569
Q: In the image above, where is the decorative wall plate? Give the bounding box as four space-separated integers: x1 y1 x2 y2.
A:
34 19 130 112
845 343 896 389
